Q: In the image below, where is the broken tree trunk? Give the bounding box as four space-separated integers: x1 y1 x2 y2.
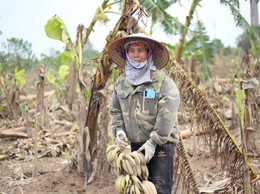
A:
0 126 27 138
10 85 20 117
36 64 45 130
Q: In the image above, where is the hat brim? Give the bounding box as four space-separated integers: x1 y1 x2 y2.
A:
108 34 170 69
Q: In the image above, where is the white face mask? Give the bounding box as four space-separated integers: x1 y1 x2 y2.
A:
125 53 156 86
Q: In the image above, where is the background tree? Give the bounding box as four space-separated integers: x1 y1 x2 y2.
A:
0 38 37 72
237 25 260 52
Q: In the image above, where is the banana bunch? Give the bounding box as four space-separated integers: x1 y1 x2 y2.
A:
106 144 157 194
115 174 157 194
106 145 122 163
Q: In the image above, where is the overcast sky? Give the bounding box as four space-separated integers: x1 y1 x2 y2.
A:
0 0 257 58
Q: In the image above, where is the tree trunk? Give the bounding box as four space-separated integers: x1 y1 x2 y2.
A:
175 0 201 62
10 85 20 117
250 0 259 26
66 60 78 110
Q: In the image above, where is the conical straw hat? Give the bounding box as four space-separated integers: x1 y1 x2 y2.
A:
108 33 170 69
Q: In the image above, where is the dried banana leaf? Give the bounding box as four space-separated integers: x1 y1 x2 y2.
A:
170 59 257 189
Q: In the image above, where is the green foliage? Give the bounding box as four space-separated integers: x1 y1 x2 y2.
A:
19 101 27 113
45 14 102 105
0 67 26 95
82 86 90 101
139 0 186 35
45 15 78 63
235 78 259 128
0 38 37 72
211 39 240 56
47 71 59 90
40 51 71 71
58 65 69 83
82 41 100 62
0 62 3 74
14 68 26 87
235 88 246 128
237 26 260 53
45 15 71 44
0 68 27 116
186 20 214 81
46 63 69 103
220 0 260 41
112 68 120 82
211 39 225 55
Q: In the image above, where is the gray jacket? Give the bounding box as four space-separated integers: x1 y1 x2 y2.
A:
109 69 180 146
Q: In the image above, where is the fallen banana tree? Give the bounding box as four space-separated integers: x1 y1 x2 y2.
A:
169 58 257 192
174 136 200 194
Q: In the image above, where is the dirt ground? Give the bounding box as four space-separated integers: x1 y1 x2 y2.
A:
1 56 260 194
0 125 259 194
0 153 118 194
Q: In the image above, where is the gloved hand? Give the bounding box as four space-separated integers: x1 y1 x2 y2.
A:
115 129 129 150
138 139 156 163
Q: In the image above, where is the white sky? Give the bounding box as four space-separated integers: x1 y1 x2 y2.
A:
0 0 257 58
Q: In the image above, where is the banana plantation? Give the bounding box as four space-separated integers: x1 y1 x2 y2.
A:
0 0 260 194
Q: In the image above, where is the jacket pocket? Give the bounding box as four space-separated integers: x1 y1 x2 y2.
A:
117 90 130 113
142 97 158 115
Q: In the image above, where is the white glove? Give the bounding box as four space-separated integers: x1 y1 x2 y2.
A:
138 139 156 163
115 130 129 150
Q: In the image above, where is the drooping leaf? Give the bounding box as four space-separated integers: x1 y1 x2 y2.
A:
44 15 71 44
140 0 185 35
45 15 78 63
170 60 257 189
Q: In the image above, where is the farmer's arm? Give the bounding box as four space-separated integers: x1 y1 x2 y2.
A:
109 89 125 137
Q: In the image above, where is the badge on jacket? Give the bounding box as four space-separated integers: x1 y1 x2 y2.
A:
143 88 156 99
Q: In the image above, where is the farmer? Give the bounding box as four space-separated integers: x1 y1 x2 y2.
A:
108 33 180 194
